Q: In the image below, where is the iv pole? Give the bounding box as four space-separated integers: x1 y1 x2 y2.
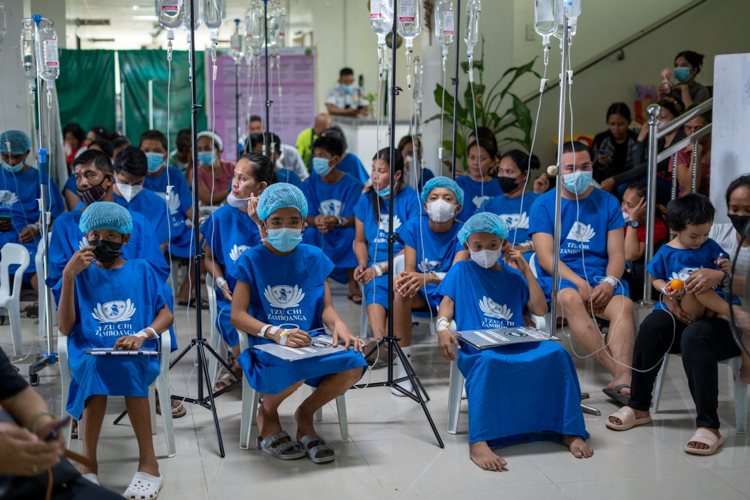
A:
450 0 461 179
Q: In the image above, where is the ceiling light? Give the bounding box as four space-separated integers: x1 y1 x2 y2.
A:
132 5 138 10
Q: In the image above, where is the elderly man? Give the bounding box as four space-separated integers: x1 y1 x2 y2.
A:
529 142 635 404
296 113 332 165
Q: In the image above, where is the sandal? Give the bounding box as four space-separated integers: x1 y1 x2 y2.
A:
177 298 209 310
256 431 307 460
81 473 99 485
684 431 724 456
605 407 652 431
24 302 39 318
124 472 163 499
299 434 335 464
602 384 631 406
348 293 362 305
155 392 187 418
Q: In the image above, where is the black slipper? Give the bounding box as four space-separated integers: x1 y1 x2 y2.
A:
179 298 209 309
348 293 362 305
602 384 631 406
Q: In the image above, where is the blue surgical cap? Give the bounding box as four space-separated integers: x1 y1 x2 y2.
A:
79 202 134 234
257 183 309 220
420 176 464 206
0 130 32 154
457 212 509 244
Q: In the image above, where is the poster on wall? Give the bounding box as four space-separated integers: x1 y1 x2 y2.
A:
208 47 317 161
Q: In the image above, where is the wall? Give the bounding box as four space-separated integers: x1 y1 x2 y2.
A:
0 0 32 155
519 0 750 178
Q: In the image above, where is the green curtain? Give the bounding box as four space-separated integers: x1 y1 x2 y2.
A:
119 50 207 149
58 50 116 134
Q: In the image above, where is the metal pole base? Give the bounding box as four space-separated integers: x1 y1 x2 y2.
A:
355 336 445 448
28 352 57 386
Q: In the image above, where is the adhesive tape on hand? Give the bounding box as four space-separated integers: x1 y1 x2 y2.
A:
279 330 289 346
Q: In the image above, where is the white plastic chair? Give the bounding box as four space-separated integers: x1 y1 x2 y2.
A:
238 329 350 449
651 354 747 433
0 243 30 355
35 233 58 340
58 331 176 456
392 254 436 336
528 252 548 332
205 273 228 384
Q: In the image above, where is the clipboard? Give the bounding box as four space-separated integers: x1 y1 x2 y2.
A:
450 326 558 350
84 348 159 356
253 335 347 361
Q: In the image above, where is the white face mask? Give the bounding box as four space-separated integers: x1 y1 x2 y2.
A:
117 182 143 202
405 155 413 168
227 192 256 208
622 210 630 222
425 199 457 223
469 248 503 269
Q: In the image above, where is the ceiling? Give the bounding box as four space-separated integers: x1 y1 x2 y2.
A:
65 0 313 50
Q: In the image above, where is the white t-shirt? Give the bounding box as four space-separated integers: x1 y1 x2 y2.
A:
710 223 750 304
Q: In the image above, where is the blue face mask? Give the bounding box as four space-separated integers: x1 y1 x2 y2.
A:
198 151 214 165
265 227 303 252
145 152 164 173
377 187 390 198
312 157 333 177
673 67 691 83
341 84 354 93
563 170 593 195
1 159 24 173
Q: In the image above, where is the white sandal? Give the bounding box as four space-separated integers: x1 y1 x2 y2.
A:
124 472 163 499
81 473 99 485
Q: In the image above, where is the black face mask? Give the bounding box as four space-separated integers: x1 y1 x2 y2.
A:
78 178 109 206
91 239 123 263
728 214 750 236
498 176 519 194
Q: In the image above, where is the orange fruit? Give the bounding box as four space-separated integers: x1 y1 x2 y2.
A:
670 278 684 291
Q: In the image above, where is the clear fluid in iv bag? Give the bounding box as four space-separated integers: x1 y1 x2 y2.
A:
181 0 201 41
159 0 183 30
36 21 59 84
564 0 581 36
552 0 564 39
465 0 481 58
435 0 455 50
230 31 244 62
20 22 37 82
277 6 286 48
201 0 222 42
0 3 6 46
397 0 422 43
534 0 557 37
413 57 424 103
370 0 393 41
245 6 265 55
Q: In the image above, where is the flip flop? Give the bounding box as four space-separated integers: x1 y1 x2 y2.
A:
684 432 724 456
348 293 362 305
299 434 335 464
602 384 631 406
155 392 187 419
177 298 209 309
124 472 163 499
256 431 307 460
81 473 99 486
605 406 652 431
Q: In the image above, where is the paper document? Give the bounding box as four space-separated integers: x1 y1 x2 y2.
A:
451 327 558 350
253 335 348 361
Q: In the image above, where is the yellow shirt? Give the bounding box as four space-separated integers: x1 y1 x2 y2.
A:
295 127 317 166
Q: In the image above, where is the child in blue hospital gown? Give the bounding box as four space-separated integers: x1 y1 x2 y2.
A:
435 213 592 471
55 202 172 498
231 183 366 464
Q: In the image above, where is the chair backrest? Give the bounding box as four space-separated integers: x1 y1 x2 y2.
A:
0 243 31 300
35 232 51 280
392 254 405 276
529 252 539 279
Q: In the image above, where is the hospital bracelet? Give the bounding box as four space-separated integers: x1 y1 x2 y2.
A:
431 272 447 281
373 263 384 277
603 276 618 289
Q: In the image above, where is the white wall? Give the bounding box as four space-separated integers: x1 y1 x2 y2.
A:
0 0 33 147
519 0 750 176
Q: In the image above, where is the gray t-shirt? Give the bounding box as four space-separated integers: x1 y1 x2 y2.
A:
668 82 710 105
710 223 750 304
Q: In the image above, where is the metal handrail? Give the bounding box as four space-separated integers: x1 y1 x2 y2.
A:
657 123 712 163
521 0 710 105
657 98 713 138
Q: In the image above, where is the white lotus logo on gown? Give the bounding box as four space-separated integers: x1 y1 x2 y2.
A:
378 214 402 232
670 267 699 282
0 190 19 206
319 199 343 217
92 299 136 323
566 222 596 243
418 259 442 273
501 212 529 230
264 285 305 309
472 195 490 210
156 192 180 215
78 236 88 250
230 244 250 262
479 297 513 321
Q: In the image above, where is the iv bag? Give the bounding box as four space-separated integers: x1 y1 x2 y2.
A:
370 0 393 45
552 0 564 39
159 0 183 33
201 0 222 43
245 6 264 56
0 3 6 46
435 0 455 54
396 0 422 45
266 7 279 50
20 21 36 82
230 25 244 62
465 0 481 59
413 56 424 103
181 0 201 41
564 0 581 36
534 0 557 38
277 6 286 48
35 20 59 85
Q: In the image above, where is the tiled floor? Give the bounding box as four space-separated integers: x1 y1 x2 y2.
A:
4 281 750 499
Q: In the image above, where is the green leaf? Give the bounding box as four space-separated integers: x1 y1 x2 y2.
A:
460 60 485 74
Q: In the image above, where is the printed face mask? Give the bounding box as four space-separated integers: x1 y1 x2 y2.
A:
469 248 503 269
78 178 110 206
116 182 143 202
425 199 457 223
265 227 303 252
91 239 123 263
563 170 593 195
312 157 333 177
145 152 164 173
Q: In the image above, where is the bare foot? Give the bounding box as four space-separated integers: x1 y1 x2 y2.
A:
294 407 320 448
608 406 649 426
79 458 98 476
257 401 285 443
469 441 507 471
686 427 721 451
606 378 631 395
563 435 594 458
